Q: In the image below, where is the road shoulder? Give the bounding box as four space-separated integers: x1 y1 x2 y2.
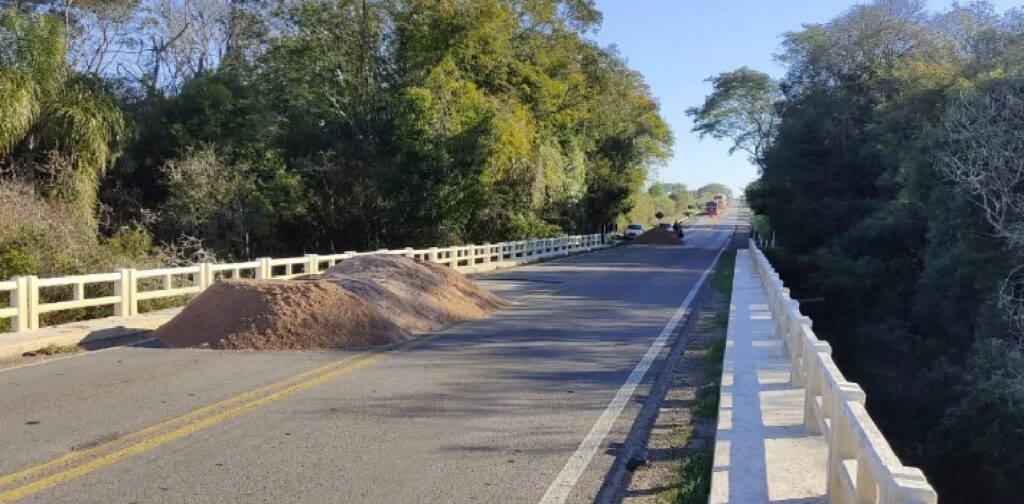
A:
619 250 733 504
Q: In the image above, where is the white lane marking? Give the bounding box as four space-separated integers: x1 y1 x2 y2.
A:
537 229 731 504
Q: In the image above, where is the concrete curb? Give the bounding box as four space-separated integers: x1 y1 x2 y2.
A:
0 308 181 359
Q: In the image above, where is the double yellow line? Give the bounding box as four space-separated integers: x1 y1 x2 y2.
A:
0 342 411 503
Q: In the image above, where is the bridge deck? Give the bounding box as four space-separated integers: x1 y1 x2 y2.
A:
710 249 827 503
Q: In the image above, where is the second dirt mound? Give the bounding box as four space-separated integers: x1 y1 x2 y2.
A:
320 255 506 333
633 228 682 245
155 279 409 350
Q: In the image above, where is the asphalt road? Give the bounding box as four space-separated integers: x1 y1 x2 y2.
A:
0 207 744 504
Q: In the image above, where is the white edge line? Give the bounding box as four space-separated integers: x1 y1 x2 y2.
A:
537 230 731 504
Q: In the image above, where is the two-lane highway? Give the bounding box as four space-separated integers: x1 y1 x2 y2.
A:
0 208 743 504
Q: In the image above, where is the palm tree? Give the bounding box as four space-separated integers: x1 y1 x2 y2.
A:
0 8 125 221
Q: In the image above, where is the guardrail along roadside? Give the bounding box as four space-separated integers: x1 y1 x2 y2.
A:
0 234 607 355
746 238 937 504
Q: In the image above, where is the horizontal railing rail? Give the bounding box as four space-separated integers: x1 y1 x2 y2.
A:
748 238 937 504
1 233 606 334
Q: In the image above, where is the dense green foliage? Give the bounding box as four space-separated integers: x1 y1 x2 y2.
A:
695 2 1024 502
0 0 673 279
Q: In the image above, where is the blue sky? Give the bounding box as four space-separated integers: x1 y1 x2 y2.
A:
590 0 1021 195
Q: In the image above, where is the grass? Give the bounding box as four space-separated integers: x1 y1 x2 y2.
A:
659 446 715 504
751 213 772 241
657 332 728 502
692 380 721 419
694 337 726 419
709 310 729 330
653 253 736 504
711 250 736 295
705 336 726 363
33 343 83 355
671 423 695 446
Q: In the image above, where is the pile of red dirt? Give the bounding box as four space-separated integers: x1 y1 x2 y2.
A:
319 255 506 333
633 228 682 245
155 280 409 350
155 255 505 350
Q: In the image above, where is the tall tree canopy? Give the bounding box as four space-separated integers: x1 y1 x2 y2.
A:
0 0 673 267
686 67 780 168
0 9 125 220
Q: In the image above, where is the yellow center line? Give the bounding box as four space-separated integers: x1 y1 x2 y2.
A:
0 351 390 504
0 335 436 503
0 350 370 489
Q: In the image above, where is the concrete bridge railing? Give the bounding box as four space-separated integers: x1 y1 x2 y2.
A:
748 239 938 504
0 234 605 335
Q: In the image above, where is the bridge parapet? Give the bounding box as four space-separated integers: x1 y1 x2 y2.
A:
0 234 606 336
748 239 937 504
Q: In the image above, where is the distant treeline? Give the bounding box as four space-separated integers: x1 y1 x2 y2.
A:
618 182 732 228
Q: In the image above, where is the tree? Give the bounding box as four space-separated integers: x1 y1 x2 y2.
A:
686 67 780 168
937 78 1024 339
694 183 732 201
0 8 125 221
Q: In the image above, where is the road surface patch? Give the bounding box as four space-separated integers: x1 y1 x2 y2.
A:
537 231 730 504
0 339 434 503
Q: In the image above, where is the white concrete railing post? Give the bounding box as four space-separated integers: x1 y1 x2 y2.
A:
482 243 491 264
113 268 137 317
256 258 272 280
305 254 320 275
193 263 213 290
790 312 814 385
804 356 825 435
775 287 791 341
428 247 439 263
12 276 38 332
826 384 866 501
883 468 938 504
799 337 830 391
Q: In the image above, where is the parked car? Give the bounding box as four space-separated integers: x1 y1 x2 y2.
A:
624 223 644 239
